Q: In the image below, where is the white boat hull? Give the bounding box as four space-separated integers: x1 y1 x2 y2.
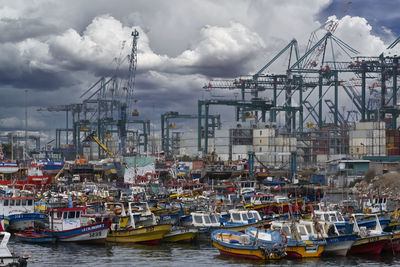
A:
59 228 109 243
323 240 355 256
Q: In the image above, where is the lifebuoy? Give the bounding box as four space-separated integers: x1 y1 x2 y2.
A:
282 232 288 243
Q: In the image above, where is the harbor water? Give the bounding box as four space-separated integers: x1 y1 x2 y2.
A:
10 237 400 267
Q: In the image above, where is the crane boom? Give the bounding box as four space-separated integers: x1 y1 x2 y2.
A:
83 132 114 158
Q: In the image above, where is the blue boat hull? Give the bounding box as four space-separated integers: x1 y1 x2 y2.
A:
39 220 111 243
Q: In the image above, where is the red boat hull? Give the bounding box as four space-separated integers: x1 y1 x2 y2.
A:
383 236 400 252
348 239 388 255
139 239 161 245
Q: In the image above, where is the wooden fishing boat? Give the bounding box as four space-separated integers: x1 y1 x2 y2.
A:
105 202 171 244
270 221 325 258
348 213 390 255
107 224 171 244
162 227 198 243
212 229 286 260
297 219 357 256
15 230 56 243
39 207 111 243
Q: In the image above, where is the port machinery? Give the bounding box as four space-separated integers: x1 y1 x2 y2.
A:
201 26 400 157
38 30 150 157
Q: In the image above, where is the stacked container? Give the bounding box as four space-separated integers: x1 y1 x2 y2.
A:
349 122 386 157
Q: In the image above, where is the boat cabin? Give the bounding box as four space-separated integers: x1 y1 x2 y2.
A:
274 195 290 204
228 209 262 224
238 181 256 195
360 195 388 213
191 212 222 227
250 194 275 205
48 207 84 231
314 210 345 224
0 197 35 216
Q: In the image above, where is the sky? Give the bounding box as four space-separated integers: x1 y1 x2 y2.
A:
0 0 399 144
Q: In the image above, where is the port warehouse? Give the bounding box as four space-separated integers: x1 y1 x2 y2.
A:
2 28 400 184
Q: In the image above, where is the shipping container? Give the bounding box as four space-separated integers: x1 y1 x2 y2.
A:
232 145 251 154
215 137 229 146
355 121 385 130
252 128 275 138
253 137 270 146
215 146 229 154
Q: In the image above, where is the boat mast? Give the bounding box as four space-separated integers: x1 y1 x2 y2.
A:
24 89 28 162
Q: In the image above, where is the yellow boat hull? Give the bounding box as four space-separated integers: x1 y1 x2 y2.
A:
212 241 282 260
106 224 171 244
163 231 197 243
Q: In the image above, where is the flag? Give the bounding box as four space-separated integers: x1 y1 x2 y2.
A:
0 219 5 232
273 185 281 190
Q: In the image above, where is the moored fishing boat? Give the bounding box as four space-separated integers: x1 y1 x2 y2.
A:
270 220 325 258
38 207 111 243
212 229 286 260
105 202 171 244
348 213 391 255
0 195 47 231
297 219 357 256
15 228 56 243
162 226 198 243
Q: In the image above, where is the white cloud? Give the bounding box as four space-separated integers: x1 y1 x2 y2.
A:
333 15 386 56
172 22 265 71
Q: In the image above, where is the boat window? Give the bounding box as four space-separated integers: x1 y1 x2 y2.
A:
316 214 322 220
247 213 254 219
9 199 14 206
299 226 307 235
76 212 81 218
232 213 241 221
282 226 290 236
3 199 8 206
57 212 62 219
337 213 344 221
329 214 337 222
68 211 75 219
22 199 26 206
16 199 21 206
305 224 312 234
63 212 68 219
204 215 211 224
193 215 203 224
324 214 330 221
242 213 248 221
27 199 33 206
210 215 217 224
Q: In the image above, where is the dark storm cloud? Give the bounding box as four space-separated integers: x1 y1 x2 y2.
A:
0 18 59 43
0 0 397 140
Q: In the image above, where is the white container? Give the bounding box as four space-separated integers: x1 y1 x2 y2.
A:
253 137 270 146
215 146 229 154
372 130 385 138
253 128 275 138
215 137 230 146
215 130 230 138
355 121 385 130
350 138 368 146
349 130 369 139
232 145 251 154
317 154 328 163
